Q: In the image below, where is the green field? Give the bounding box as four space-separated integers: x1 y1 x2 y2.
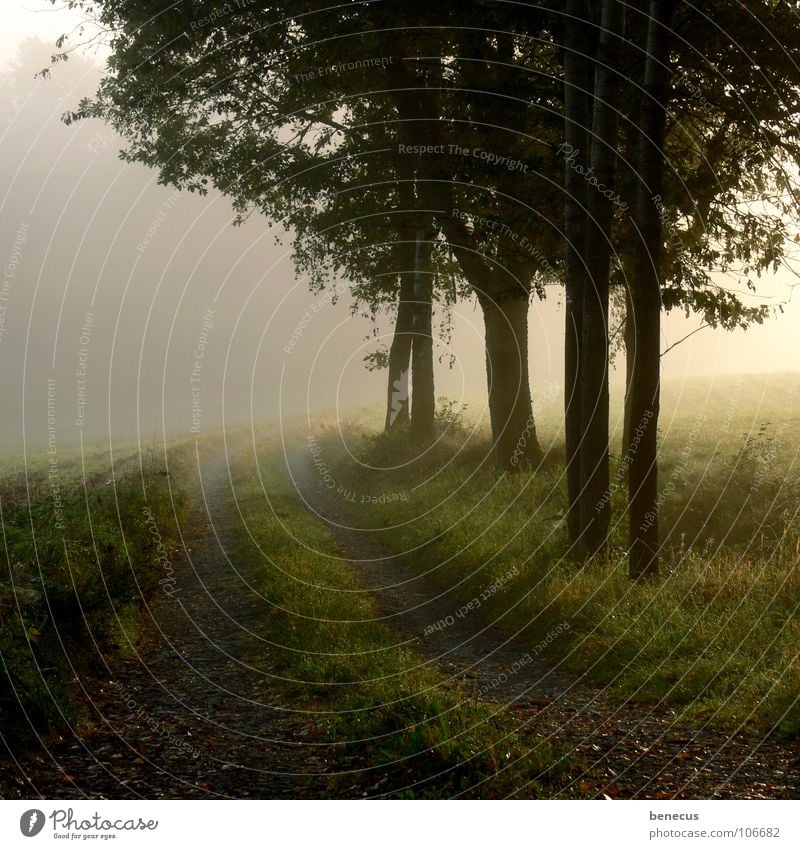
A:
2 374 797 798
315 373 800 734
0 433 574 797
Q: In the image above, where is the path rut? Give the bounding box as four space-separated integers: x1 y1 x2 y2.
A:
4 447 361 799
5 446 797 800
285 448 800 800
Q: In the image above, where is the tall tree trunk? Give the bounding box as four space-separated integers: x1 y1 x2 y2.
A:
425 176 542 471
384 36 539 465
384 265 414 431
622 253 636 453
482 293 541 471
382 42 437 441
410 224 436 440
627 0 675 580
563 0 595 543
385 174 418 432
579 0 625 556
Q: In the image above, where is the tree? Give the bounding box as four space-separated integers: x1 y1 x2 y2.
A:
373 12 563 469
56 0 566 466
561 0 625 555
54 0 450 438
557 0 800 571
54 0 800 548
562 0 595 544
578 0 625 556
618 0 800 577
625 0 676 579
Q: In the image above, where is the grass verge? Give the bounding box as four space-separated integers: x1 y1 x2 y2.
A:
0 443 190 756
312 409 800 738
227 434 574 798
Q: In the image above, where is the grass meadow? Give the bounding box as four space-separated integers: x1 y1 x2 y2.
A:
314 373 800 736
2 372 797 799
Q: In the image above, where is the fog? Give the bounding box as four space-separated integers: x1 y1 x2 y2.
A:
2 15 799 453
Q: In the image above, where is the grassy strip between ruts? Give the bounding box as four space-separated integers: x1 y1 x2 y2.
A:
228 436 575 798
0 442 191 761
312 415 800 739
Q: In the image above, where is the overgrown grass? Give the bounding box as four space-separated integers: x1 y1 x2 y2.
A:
0 443 190 746
228 435 573 798
313 375 800 737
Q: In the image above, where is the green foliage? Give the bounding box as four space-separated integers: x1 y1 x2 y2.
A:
661 423 800 552
362 348 389 372
52 1 800 339
434 397 470 432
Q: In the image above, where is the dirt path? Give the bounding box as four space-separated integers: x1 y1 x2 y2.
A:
5 446 364 799
285 448 800 800
5 446 797 800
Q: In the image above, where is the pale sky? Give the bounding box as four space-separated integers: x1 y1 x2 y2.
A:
1 1 797 449
0 1 93 65
3 0 797 380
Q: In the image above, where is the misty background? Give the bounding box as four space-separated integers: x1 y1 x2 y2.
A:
1 2 799 453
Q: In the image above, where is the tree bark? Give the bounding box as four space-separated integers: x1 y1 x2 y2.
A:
384 263 414 431
410 224 436 440
383 35 540 464
423 174 543 470
622 276 635 452
382 43 437 441
482 293 541 471
563 0 594 543
627 0 675 580
579 0 625 556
